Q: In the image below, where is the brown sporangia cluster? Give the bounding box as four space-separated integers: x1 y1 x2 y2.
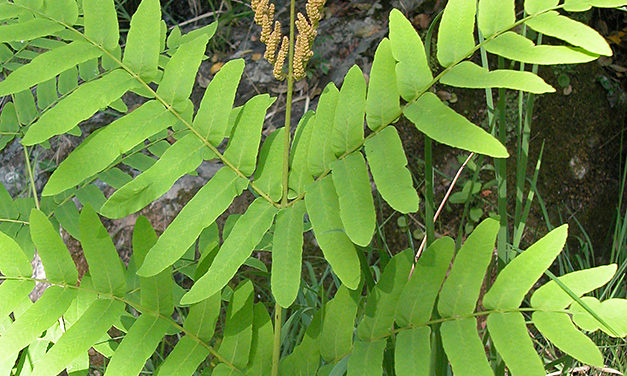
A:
251 0 326 81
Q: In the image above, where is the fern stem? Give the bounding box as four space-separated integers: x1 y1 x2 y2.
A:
0 218 29 225
23 145 39 210
272 305 283 376
424 137 435 246
281 0 296 208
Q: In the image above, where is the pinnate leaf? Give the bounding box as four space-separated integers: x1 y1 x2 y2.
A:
83 0 120 50
331 152 376 247
441 318 494 376
404 92 508 158
194 59 244 144
138 167 248 277
525 11 612 56
100 133 204 219
440 61 555 94
305 176 361 289
308 83 339 176
332 65 366 156
366 38 400 130
477 0 515 37
395 328 431 376
224 94 274 176
532 311 603 367
79 205 127 296
437 0 477 67
389 9 432 100
123 0 161 80
29 209 78 284
487 312 545 376
22 69 138 146
181 198 277 305
485 32 598 65
365 126 419 213
157 34 210 110
0 41 102 97
483 224 567 310
347 340 386 376
272 201 306 308
438 218 498 317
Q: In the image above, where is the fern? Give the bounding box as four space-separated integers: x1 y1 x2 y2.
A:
0 0 626 374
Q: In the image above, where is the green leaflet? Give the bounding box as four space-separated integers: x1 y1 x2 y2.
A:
193 59 244 144
157 34 209 110
525 0 558 14
31 300 125 376
0 41 102 97
438 218 499 317
79 205 127 296
83 0 119 50
320 285 359 363
531 264 617 310
14 89 37 125
254 127 284 201
357 249 413 340
395 327 431 376
100 134 204 219
404 92 508 158
0 281 35 319
29 209 78 284
485 32 599 65
532 312 603 367
104 314 172 375
122 0 161 80
0 230 32 277
130 215 174 315
346 339 386 376
440 61 555 94
305 177 361 290
218 281 254 369
44 101 176 197
0 3 21 20
487 313 545 376
22 69 138 146
437 0 477 67
245 303 274 375
42 0 78 24
331 65 366 156
36 77 57 110
58 66 78 94
0 286 76 366
224 94 274 176
483 224 568 310
525 11 612 56
570 297 627 337
272 201 306 308
308 83 339 176
331 152 376 247
364 127 419 214
137 168 248 277
181 198 277 305
155 337 210 376
184 292 221 340
0 19 63 43
389 9 432 101
441 318 494 376
289 111 315 195
159 293 221 375
477 0 515 37
366 38 400 130
396 237 454 326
